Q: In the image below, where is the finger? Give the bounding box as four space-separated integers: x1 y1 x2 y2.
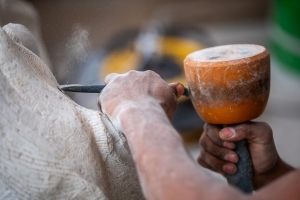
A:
104 73 119 84
197 155 214 171
200 133 238 163
204 123 236 149
219 122 273 144
197 158 226 176
198 150 237 174
168 82 185 99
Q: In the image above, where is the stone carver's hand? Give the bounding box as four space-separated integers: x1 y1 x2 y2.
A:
198 122 293 189
98 70 185 131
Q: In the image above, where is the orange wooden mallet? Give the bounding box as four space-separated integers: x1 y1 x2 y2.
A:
184 44 270 193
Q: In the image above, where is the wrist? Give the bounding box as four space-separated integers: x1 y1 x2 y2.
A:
117 100 183 159
253 156 294 190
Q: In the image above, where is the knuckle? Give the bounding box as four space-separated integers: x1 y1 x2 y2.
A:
104 73 119 84
206 123 213 131
200 132 226 158
237 122 274 142
146 70 161 79
197 151 207 163
199 136 210 151
235 123 251 138
261 122 273 134
213 149 225 159
199 135 206 146
237 123 248 132
145 70 155 76
205 124 213 135
210 144 228 160
197 155 202 164
199 151 207 160
127 70 137 76
201 152 222 172
211 160 224 172
257 122 273 141
197 157 208 169
206 125 223 146
203 123 208 132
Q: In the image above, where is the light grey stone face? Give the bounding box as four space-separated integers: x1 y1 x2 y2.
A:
0 24 143 200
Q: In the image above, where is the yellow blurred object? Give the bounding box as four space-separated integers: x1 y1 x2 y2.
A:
161 36 204 62
99 36 204 102
100 48 141 78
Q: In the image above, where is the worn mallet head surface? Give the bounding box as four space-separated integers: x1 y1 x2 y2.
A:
184 44 270 124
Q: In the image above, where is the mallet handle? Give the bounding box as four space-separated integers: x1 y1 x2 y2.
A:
226 139 253 193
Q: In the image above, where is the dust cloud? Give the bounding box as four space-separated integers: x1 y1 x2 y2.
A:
67 25 91 63
56 24 92 83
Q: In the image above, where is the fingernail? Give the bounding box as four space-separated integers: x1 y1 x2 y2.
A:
224 154 237 163
222 164 237 174
220 128 236 139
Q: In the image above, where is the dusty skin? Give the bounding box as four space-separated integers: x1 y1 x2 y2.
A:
99 70 300 200
0 24 143 199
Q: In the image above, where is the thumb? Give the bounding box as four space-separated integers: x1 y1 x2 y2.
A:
219 126 243 141
219 122 273 144
168 82 185 99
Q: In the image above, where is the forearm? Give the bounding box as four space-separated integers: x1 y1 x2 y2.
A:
99 70 300 199
119 104 245 200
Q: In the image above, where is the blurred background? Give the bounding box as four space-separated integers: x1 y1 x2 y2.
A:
1 0 300 170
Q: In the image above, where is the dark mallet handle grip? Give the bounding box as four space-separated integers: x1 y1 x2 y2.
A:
226 139 253 193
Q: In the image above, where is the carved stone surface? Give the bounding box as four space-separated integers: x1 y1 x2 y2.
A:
0 24 143 200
